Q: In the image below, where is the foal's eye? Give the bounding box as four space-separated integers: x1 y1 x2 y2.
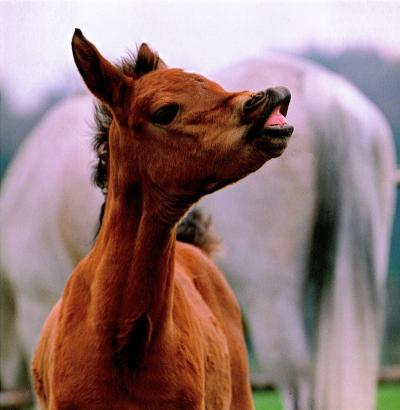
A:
151 104 179 125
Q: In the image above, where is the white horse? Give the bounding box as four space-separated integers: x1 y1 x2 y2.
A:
0 53 396 410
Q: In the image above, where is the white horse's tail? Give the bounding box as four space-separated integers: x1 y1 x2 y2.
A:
307 76 396 410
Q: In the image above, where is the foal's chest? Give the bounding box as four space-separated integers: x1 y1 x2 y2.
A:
128 276 233 409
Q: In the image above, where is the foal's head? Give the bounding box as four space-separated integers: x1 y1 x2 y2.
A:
72 29 293 208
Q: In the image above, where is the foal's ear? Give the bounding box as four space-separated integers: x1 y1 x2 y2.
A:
133 43 167 76
72 29 128 107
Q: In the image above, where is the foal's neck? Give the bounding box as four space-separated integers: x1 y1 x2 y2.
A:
89 181 186 349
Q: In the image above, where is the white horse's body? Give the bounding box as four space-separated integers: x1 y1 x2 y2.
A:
204 55 396 410
0 54 396 410
0 96 102 391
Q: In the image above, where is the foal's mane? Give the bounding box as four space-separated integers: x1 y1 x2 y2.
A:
91 48 220 255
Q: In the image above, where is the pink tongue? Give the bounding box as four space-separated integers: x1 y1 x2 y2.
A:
264 106 287 127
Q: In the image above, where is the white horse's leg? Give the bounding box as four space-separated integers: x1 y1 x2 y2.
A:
247 295 311 410
0 271 25 389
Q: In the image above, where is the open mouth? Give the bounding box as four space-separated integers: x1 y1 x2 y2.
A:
245 87 294 152
262 104 293 136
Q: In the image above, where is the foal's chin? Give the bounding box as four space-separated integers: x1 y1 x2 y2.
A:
252 125 294 159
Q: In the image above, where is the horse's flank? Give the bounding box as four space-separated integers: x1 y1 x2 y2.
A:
202 54 396 410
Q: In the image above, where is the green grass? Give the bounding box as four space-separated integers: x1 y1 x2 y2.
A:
377 383 400 410
253 389 281 410
253 383 400 410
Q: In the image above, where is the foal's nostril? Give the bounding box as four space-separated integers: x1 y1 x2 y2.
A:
265 87 291 107
243 91 266 113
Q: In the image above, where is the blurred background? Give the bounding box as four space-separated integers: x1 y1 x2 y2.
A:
0 0 399 407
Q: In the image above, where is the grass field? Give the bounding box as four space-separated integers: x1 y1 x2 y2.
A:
253 383 400 410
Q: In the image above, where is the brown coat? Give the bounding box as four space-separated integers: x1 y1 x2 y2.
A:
32 28 292 409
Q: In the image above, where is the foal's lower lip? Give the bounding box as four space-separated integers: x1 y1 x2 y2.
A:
262 124 294 137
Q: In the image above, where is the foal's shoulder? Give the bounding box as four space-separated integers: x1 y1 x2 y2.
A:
32 299 63 406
